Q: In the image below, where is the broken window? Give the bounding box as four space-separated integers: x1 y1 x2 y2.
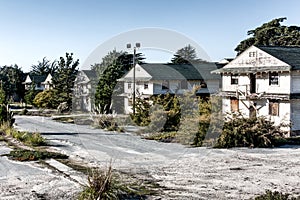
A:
269 72 279 85
269 100 279 116
162 81 169 90
231 74 238 85
144 83 148 89
230 98 239 112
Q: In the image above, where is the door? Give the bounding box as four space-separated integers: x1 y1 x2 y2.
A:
250 73 256 93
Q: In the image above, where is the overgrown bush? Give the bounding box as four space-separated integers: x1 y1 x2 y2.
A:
79 165 125 200
0 104 14 126
92 114 124 132
254 190 299 200
215 115 289 148
33 89 56 108
131 97 151 126
0 123 46 147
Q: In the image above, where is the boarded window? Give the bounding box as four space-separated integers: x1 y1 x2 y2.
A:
269 72 279 85
144 83 148 89
230 98 239 112
231 74 238 85
162 81 169 90
181 80 188 89
269 100 279 116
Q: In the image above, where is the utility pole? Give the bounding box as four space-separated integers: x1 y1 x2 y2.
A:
126 43 141 115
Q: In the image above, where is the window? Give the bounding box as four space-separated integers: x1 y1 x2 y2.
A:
269 72 279 85
230 98 239 112
249 51 256 57
231 74 238 85
144 83 148 89
269 100 279 116
128 83 132 89
162 81 169 90
181 80 188 89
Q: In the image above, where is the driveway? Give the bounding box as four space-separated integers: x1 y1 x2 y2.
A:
13 115 300 199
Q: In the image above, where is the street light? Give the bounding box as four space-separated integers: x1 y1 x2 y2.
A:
126 42 141 115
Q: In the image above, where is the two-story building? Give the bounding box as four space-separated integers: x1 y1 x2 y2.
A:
212 45 300 136
23 73 53 91
73 70 98 112
119 63 221 114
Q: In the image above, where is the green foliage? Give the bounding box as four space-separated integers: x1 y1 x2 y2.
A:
78 165 123 200
0 65 25 102
33 89 56 108
24 82 39 105
215 115 289 148
171 44 203 64
131 97 151 126
235 17 300 54
151 93 181 132
95 50 145 114
5 149 68 161
254 190 299 200
30 57 57 76
1 123 46 146
51 53 79 109
0 104 14 126
92 114 124 132
0 85 6 104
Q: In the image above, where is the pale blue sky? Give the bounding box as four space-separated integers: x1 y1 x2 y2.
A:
1 0 300 72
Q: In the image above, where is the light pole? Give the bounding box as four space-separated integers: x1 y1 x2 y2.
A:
126 42 141 115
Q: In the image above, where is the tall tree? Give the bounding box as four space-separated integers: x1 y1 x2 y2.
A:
0 65 25 102
171 44 201 64
235 17 300 54
30 57 58 75
51 53 79 108
94 50 145 113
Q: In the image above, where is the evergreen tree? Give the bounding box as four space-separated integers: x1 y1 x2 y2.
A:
0 65 25 102
0 83 6 104
94 51 145 113
30 57 58 76
51 53 79 109
171 44 202 64
235 17 300 54
24 82 38 105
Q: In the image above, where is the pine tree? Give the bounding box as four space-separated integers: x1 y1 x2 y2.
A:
51 53 79 109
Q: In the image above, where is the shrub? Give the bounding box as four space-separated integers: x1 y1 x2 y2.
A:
92 114 124 132
33 89 56 108
215 115 289 148
5 149 68 161
254 190 299 200
131 97 151 126
78 165 125 200
0 104 14 126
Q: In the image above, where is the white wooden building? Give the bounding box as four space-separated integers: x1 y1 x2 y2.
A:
73 70 98 112
212 45 300 136
23 73 52 91
119 63 221 114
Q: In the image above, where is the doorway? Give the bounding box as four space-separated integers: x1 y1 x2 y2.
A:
250 73 256 93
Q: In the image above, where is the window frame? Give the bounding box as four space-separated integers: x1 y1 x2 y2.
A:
231 74 239 85
269 100 279 116
144 83 149 90
269 72 279 86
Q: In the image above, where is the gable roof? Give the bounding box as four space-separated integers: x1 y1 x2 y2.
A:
211 45 300 74
258 46 300 70
121 63 221 81
82 70 98 80
29 74 47 83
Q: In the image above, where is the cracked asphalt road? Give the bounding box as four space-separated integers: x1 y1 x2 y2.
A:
12 115 300 199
